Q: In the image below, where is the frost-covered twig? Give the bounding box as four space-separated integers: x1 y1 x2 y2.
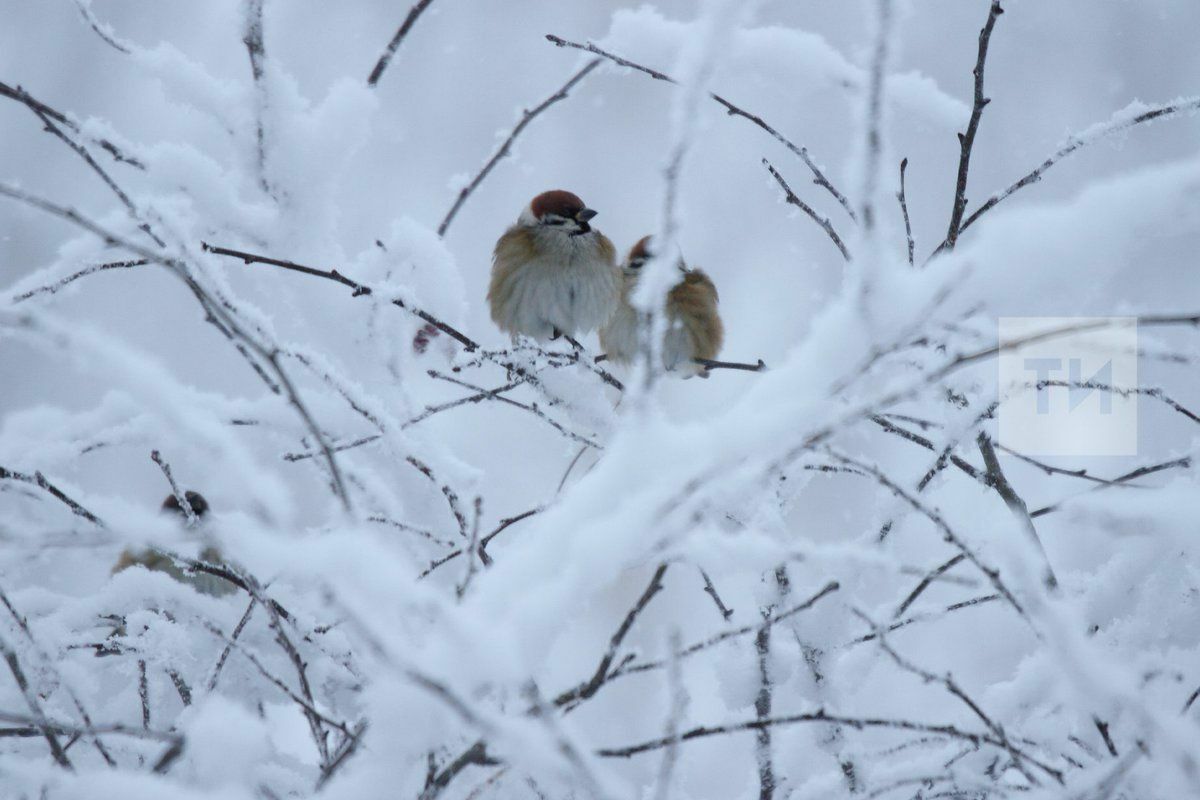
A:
437 59 601 238
367 0 437 87
828 449 1027 620
149 449 198 526
11 259 147 303
242 0 270 194
427 371 601 449
942 1 1004 253
698 568 734 621
202 243 479 351
71 0 131 54
0 586 116 766
205 598 256 692
898 157 915 265
613 581 840 682
546 34 856 222
977 433 1058 592
652 630 687 800
595 709 1002 759
954 94 1200 243
854 608 1064 786
456 497 484 598
1030 455 1192 518
893 554 965 618
859 0 894 233
0 80 144 167
762 158 850 261
0 188 354 511
554 564 670 708
0 465 106 528
869 415 986 484
0 632 73 768
418 507 542 578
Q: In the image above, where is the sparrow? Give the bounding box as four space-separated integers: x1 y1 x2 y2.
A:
112 491 237 597
488 190 620 341
599 236 725 378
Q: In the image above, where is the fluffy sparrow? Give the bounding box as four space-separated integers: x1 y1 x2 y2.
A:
599 236 725 378
488 190 620 341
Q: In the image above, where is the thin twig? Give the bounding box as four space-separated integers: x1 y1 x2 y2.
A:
0 631 73 768
762 158 850 261
149 449 197 526
11 259 147 303
0 465 106 528
977 433 1058 591
952 95 1200 246
0 80 144 168
698 569 734 621
694 357 768 373
437 59 601 237
898 157 915 265
547 35 856 221
202 242 478 350
367 0 437 86
943 1 1004 253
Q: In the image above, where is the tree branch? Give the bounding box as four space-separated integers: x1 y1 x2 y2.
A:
437 58 601 237
367 0 437 87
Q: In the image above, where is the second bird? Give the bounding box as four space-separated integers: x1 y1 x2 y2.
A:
600 236 724 378
488 190 620 342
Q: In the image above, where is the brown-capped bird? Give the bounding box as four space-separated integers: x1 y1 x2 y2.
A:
112 491 237 597
599 236 725 378
488 190 620 341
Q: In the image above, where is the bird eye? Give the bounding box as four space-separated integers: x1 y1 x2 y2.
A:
542 217 566 226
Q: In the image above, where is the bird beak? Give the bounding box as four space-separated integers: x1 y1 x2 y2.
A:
575 208 598 222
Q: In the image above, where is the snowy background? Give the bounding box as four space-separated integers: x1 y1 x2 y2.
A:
1 1 1199 798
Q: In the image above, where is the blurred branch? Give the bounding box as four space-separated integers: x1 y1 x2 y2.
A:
367 0 437 87
0 465 106 528
893 554 965 618
898 157 915 265
71 0 131 54
419 506 543 579
0 585 116 766
437 58 601 238
0 632 73 768
0 80 144 168
596 709 1001 759
206 598 256 692
242 0 271 195
694 357 768 373
762 159 850 261
547 35 857 222
942 1 1004 253
859 0 894 233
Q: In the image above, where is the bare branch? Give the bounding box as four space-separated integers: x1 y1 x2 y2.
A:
898 157 915 265
547 35 856 222
367 0 437 86
0 80 144 168
202 242 479 350
0 632 73 769
977 433 1058 591
71 0 131 54
943 1 1004 252
437 59 601 237
762 159 850 261
955 95 1200 242
242 0 270 194
11 259 147 303
0 465 106 528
